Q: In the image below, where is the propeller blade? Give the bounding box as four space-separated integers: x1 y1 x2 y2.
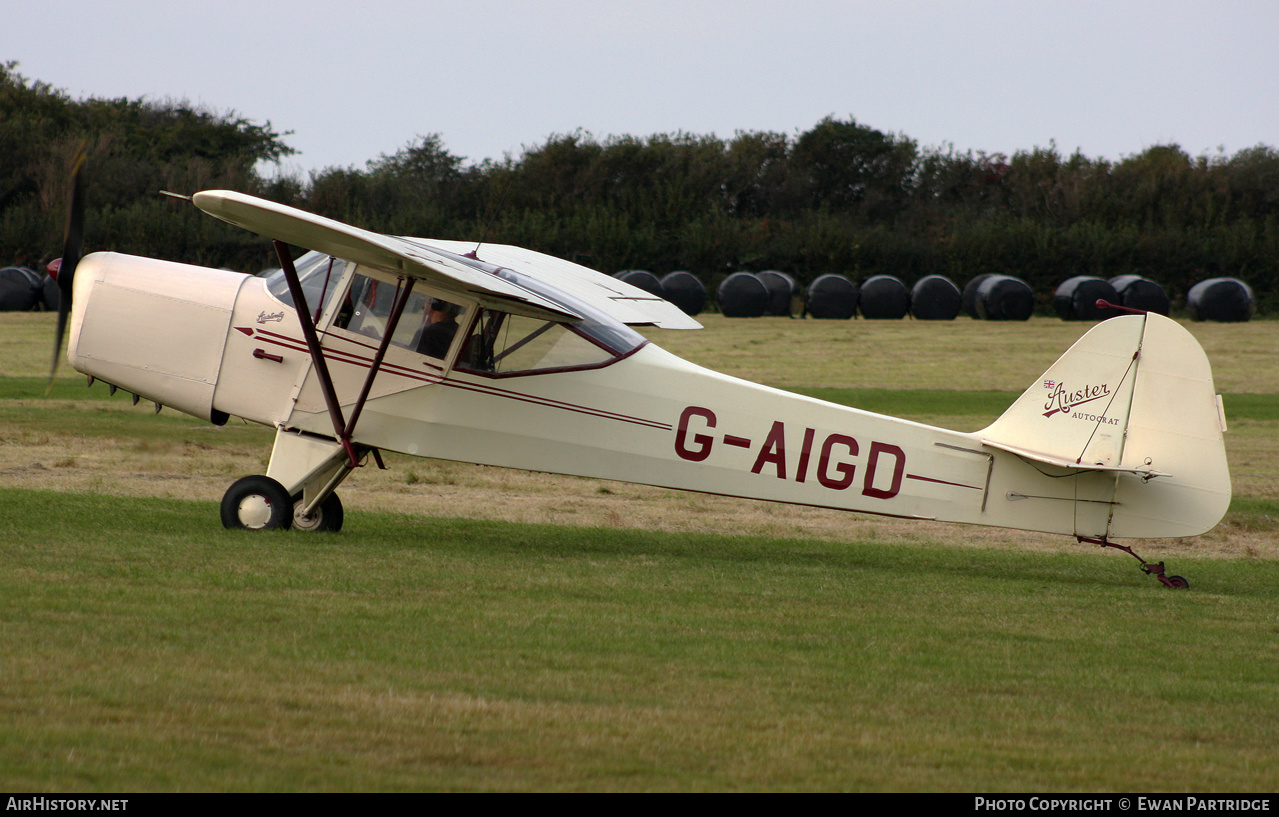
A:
48 147 87 390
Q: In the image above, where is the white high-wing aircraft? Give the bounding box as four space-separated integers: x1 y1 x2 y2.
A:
52 188 1231 588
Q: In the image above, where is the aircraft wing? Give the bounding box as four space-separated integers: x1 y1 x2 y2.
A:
193 190 700 329
416 240 702 330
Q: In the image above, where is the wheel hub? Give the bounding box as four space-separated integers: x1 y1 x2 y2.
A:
293 504 322 531
237 495 274 529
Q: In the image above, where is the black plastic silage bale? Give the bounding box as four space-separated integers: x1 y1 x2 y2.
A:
1187 277 1255 322
1053 276 1120 320
1108 275 1170 315
909 275 961 320
859 274 910 319
716 271 769 317
757 270 796 316
975 274 1035 321
612 269 665 297
659 271 707 316
961 273 997 319
804 274 859 319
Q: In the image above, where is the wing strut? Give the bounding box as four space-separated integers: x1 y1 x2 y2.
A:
344 278 415 440
275 240 415 469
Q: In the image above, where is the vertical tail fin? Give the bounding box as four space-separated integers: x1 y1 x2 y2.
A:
981 315 1145 469
979 313 1230 538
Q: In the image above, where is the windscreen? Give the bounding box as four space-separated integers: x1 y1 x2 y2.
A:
264 251 349 317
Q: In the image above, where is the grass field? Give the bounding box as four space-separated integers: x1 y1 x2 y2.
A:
2 311 1278 791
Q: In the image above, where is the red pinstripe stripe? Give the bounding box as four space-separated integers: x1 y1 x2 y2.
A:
239 328 671 431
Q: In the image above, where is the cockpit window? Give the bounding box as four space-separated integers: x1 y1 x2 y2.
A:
435 250 647 376
264 251 349 317
403 238 647 357
457 310 623 375
331 271 467 360
267 243 647 374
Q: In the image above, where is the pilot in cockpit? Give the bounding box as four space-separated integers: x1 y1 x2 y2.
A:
418 298 461 359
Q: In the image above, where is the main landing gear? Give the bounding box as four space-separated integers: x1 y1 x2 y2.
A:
220 429 358 533
220 240 398 535
220 475 345 532
1079 536 1189 589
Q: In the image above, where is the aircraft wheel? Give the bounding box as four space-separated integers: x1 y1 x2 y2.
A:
1166 575 1190 589
221 475 293 530
292 492 344 533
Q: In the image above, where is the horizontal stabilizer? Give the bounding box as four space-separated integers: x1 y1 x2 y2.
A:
979 438 1171 478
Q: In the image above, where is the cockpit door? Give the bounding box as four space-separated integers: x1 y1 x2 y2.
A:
287 266 472 418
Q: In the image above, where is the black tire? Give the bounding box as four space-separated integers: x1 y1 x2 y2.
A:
221 475 293 530
1166 575 1190 589
292 492 344 533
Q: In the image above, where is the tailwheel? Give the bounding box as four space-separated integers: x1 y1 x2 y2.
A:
1143 561 1191 590
221 475 293 530
1078 536 1190 590
292 492 344 533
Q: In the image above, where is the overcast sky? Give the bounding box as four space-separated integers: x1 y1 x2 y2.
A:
7 1 1277 177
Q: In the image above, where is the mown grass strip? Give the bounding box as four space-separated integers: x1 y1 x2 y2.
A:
2 486 1278 792
0 377 272 448
793 386 1017 419
1225 497 1279 527
1 376 102 400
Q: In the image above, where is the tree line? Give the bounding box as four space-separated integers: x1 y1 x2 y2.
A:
4 62 1277 313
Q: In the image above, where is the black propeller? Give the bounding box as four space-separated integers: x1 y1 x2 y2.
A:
47 147 87 389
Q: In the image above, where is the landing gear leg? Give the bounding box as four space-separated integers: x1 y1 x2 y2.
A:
266 428 363 533
225 430 377 533
1079 536 1189 589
